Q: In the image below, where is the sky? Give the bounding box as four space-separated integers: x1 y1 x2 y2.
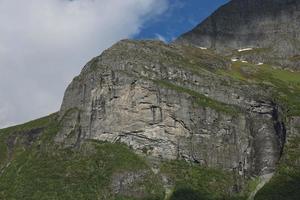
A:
135 0 228 42
0 0 228 128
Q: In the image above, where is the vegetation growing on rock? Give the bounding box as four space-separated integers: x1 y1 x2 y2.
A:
1 1 300 199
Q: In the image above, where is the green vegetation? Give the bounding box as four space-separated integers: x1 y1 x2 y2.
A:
0 136 8 168
255 136 300 200
0 139 164 200
161 160 263 200
179 45 229 72
221 61 300 85
219 62 300 116
0 114 57 168
0 116 164 200
231 48 272 57
169 188 209 200
0 111 262 200
155 80 239 115
161 160 234 200
161 160 247 200
0 113 56 136
242 177 260 197
255 170 300 200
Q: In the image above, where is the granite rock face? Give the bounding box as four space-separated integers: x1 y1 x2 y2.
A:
176 0 300 69
57 40 286 178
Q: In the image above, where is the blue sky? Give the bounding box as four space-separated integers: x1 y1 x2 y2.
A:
135 0 229 42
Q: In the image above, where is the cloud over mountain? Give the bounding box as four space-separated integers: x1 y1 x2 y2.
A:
0 0 168 127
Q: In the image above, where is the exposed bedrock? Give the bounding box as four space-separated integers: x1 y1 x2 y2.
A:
56 40 286 179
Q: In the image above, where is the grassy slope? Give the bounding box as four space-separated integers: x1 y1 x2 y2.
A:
154 80 239 115
219 61 300 116
162 160 239 200
0 115 164 200
162 160 262 200
254 135 300 200
0 113 243 200
0 114 57 169
0 141 164 200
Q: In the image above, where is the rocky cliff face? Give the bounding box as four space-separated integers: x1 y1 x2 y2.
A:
176 0 300 70
1 1 299 199
53 1 300 198
57 40 287 181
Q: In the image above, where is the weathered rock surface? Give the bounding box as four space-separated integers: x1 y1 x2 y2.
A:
57 40 286 180
176 0 300 69
1 1 300 199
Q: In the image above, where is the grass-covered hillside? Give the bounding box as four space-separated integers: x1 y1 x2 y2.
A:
219 61 300 116
254 135 300 200
0 114 165 200
0 113 254 200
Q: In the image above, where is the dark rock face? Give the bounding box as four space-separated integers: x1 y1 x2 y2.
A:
176 0 300 69
248 102 285 175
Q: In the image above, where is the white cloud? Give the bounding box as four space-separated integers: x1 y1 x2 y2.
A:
0 0 168 128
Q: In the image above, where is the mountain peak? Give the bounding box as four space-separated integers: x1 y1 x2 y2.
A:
175 0 300 69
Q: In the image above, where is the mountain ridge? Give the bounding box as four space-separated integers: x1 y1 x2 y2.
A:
1 1 300 199
175 0 300 70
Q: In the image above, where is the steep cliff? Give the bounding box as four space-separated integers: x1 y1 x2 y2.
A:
0 38 299 199
55 39 299 199
57 40 286 178
0 1 300 199
176 0 300 70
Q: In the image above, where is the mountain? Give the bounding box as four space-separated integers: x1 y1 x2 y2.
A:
1 1 300 200
176 0 300 70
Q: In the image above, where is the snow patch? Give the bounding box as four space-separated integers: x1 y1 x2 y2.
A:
257 62 264 65
238 48 253 52
196 46 208 50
